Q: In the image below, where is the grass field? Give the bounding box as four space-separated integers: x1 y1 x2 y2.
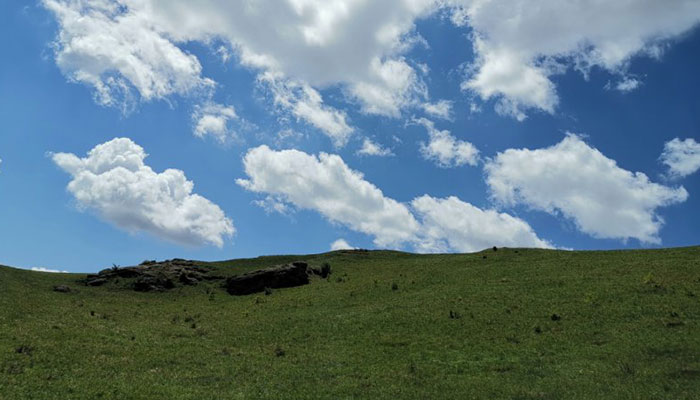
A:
1 247 699 399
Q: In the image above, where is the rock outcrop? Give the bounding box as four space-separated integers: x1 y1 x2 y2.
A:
226 262 314 296
83 259 221 291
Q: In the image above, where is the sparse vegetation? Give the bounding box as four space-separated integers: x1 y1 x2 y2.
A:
1 247 699 399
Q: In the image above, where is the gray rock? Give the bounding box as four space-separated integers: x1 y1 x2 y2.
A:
226 262 310 296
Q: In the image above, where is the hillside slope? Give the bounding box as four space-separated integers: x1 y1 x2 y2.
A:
1 247 699 399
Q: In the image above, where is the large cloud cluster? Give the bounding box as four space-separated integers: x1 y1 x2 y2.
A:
449 0 700 119
53 138 234 247
238 145 551 251
485 134 688 243
43 0 700 128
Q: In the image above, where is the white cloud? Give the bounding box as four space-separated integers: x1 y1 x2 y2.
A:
330 238 355 251
260 73 353 147
192 103 238 142
238 145 551 252
43 0 436 123
43 0 214 111
416 118 479 167
615 77 642 92
412 195 552 253
52 138 234 247
421 99 453 119
450 0 700 119
31 267 68 273
357 138 393 157
660 137 700 178
237 145 420 248
253 195 294 216
485 134 688 244
348 57 428 117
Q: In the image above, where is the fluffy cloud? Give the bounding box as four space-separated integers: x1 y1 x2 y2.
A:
45 1 698 124
614 77 641 93
260 73 353 147
421 99 453 120
485 134 688 243
660 138 700 178
416 118 479 167
330 238 355 251
412 195 552 252
192 103 238 142
43 0 436 130
238 145 550 251
356 138 393 157
52 138 234 247
450 0 700 119
43 0 214 111
237 145 420 247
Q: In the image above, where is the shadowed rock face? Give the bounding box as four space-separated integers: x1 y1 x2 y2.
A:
225 262 311 296
81 259 329 294
82 259 221 291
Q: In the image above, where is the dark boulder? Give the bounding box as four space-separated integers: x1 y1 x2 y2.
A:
226 262 310 295
134 274 176 292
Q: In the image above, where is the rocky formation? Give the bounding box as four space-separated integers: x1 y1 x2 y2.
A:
81 259 330 295
82 259 221 292
226 261 330 295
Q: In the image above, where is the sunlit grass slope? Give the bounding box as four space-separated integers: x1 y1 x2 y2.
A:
1 247 699 399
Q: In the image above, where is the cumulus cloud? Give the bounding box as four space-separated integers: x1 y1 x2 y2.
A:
412 195 552 253
356 138 393 157
485 134 688 243
449 0 700 119
330 238 355 251
52 138 234 247
260 73 353 147
416 118 479 167
45 1 697 123
237 145 420 248
31 267 68 273
192 103 238 142
660 138 700 179
238 145 550 252
348 57 428 117
614 77 642 93
43 0 214 111
421 99 453 120
43 0 436 129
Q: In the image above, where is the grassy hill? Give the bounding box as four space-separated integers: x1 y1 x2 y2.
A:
1 247 699 399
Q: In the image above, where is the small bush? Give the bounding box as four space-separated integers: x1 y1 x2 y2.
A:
264 287 273 296
391 283 399 291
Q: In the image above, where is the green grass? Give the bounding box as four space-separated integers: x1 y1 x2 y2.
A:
1 247 699 399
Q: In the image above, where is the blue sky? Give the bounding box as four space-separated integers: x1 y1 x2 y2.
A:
1 0 699 272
